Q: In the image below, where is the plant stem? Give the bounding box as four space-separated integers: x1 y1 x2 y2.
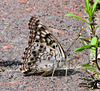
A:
95 47 100 71
90 24 95 38
90 13 96 38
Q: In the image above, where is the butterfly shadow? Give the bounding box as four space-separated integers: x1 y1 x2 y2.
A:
23 69 81 77
0 60 22 67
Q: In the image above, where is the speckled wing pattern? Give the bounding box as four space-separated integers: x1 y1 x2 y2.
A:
21 17 66 76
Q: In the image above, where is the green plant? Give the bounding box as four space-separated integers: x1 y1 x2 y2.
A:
65 0 100 74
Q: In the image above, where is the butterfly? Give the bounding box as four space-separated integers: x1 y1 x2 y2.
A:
21 17 66 76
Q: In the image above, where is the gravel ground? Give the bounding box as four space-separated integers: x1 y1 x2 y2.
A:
0 0 97 91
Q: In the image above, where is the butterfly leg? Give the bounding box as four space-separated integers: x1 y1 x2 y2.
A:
41 70 53 76
52 67 56 77
49 68 57 82
65 67 68 82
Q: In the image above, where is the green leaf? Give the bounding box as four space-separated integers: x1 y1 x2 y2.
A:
64 14 89 24
91 36 97 45
84 0 92 22
90 5 93 12
75 45 95 52
84 8 87 11
81 64 92 69
81 64 98 72
88 9 92 22
94 25 100 30
76 36 91 40
84 41 87 45
97 53 100 56
85 0 89 11
90 36 97 55
88 67 97 72
92 0 99 14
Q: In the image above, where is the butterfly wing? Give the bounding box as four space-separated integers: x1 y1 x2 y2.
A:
21 17 66 74
28 17 65 59
21 42 62 73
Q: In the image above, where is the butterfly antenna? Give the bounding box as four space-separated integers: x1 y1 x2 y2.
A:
66 27 83 53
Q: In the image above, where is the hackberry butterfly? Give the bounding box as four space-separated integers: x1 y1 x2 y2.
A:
21 17 66 76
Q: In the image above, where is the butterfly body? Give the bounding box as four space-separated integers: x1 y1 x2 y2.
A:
21 17 66 76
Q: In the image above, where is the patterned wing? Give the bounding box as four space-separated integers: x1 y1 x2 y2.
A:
28 17 65 59
21 42 62 73
21 17 66 74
